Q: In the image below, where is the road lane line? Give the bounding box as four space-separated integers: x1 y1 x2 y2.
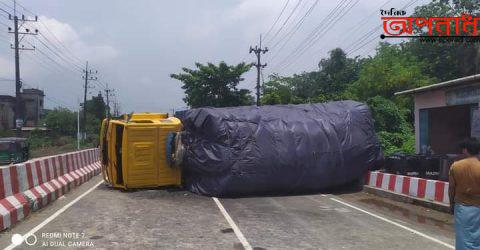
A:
212 197 252 250
329 197 454 249
5 180 104 250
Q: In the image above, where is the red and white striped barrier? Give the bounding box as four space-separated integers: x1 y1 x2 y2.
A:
365 171 449 204
0 148 100 230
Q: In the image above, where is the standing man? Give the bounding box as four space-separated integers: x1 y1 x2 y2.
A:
449 138 480 250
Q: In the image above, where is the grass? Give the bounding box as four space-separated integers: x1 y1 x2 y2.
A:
30 143 92 158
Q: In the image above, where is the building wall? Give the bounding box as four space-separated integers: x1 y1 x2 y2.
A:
21 89 44 127
0 89 45 130
414 90 447 152
428 104 471 154
0 98 14 130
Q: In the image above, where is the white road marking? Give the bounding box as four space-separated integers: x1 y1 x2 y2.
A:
4 180 104 250
212 197 252 250
329 197 454 249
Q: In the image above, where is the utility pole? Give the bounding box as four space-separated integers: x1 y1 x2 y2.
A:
82 61 97 139
113 101 121 117
249 34 268 106
9 0 38 136
77 99 80 150
104 83 114 119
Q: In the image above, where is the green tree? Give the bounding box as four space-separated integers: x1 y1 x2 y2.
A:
317 48 362 95
405 0 480 81
366 96 409 133
367 96 415 155
85 92 107 121
348 43 434 110
261 48 361 105
44 108 77 136
171 62 254 108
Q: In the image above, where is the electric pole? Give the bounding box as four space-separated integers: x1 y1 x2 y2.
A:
250 35 268 106
113 100 121 117
82 61 97 139
104 83 114 119
8 0 38 135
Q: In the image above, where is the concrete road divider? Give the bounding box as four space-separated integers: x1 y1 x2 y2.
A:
365 171 449 205
0 148 100 230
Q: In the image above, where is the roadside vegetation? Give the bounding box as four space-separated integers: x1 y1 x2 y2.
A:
171 0 480 156
0 94 107 158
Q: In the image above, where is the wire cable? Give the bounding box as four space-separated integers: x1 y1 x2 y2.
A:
267 0 319 62
268 0 348 71
265 0 303 46
274 0 359 72
263 0 291 41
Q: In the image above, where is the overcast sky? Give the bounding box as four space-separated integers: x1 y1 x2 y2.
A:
0 0 428 113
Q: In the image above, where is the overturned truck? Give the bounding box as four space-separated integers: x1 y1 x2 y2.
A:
180 100 383 197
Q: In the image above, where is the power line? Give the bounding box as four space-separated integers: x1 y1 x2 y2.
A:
281 0 360 71
12 0 85 66
274 0 360 73
267 0 319 62
0 7 9 15
265 0 303 46
1 0 84 79
31 34 84 71
0 0 13 12
9 0 85 70
21 52 83 98
263 0 291 41
347 35 379 56
21 81 73 109
31 26 85 67
25 40 82 76
344 24 381 53
268 0 349 72
7 0 38 134
341 0 395 43
5 0 90 76
344 0 420 57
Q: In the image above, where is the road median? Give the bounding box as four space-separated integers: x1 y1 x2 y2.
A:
0 148 100 230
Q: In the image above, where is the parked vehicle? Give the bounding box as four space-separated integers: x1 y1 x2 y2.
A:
0 137 29 165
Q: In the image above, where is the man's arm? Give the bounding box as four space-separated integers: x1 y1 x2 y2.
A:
448 166 456 214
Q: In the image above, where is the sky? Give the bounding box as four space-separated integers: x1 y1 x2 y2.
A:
0 0 429 113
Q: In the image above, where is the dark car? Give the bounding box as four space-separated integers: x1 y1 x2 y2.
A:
0 137 29 165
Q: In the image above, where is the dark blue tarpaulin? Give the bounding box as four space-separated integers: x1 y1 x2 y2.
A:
181 101 383 197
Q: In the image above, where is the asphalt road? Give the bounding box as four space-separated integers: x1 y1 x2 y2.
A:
0 175 455 249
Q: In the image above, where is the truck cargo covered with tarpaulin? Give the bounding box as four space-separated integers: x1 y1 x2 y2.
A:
180 101 383 197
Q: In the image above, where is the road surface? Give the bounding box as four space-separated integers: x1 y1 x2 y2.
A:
0 175 455 249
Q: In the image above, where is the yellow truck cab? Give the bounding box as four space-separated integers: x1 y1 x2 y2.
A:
100 113 182 189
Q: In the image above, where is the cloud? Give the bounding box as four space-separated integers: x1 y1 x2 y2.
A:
0 56 13 78
8 16 120 109
37 16 118 64
229 0 280 22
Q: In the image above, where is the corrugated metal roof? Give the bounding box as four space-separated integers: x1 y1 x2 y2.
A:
395 74 480 95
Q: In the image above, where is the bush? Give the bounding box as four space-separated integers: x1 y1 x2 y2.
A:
367 96 410 133
44 108 77 137
0 129 14 137
377 131 415 156
367 96 415 156
27 129 53 149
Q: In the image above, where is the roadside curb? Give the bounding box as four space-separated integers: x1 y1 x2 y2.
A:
0 149 101 230
364 171 451 213
363 186 450 213
365 171 449 203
